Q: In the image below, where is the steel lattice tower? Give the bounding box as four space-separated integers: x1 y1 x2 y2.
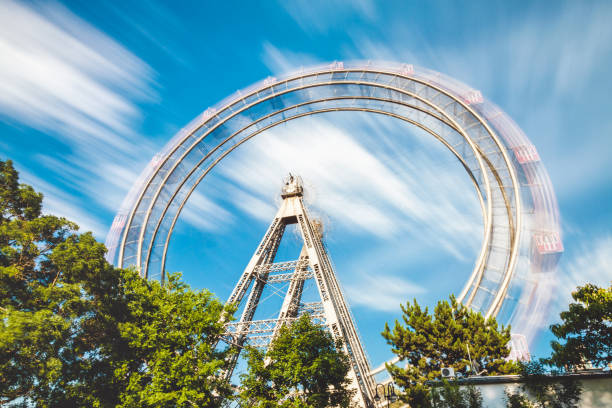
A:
223 175 374 407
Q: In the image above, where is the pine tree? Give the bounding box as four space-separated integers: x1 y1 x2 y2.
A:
382 295 518 407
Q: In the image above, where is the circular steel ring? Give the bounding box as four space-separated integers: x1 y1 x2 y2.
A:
105 61 562 345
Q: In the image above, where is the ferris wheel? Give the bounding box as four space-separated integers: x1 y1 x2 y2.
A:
105 60 562 367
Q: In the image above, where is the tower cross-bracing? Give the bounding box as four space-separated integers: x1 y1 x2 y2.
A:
223 175 374 406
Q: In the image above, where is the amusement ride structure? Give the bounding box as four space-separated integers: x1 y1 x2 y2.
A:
105 61 563 406
224 174 374 406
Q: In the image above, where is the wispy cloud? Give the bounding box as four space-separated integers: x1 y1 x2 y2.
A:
261 42 322 76
558 235 612 303
217 115 481 250
0 0 159 236
181 190 233 232
345 272 426 312
103 1 193 70
0 0 155 146
19 169 107 236
279 0 377 34
223 185 277 224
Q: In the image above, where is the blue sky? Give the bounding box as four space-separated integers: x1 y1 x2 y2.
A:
1 0 611 370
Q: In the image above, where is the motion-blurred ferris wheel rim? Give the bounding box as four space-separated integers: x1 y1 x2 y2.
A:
105 60 562 344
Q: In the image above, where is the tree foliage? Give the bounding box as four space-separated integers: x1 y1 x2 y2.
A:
238 314 354 408
505 390 535 408
549 283 612 369
431 381 482 408
504 360 582 408
0 159 233 407
382 295 518 407
111 272 235 408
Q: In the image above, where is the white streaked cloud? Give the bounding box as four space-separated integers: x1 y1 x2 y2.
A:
345 272 426 312
35 153 144 214
0 0 155 146
261 42 322 75
0 0 159 236
218 114 482 255
224 185 277 223
559 235 612 303
181 190 233 232
19 169 107 236
279 0 377 34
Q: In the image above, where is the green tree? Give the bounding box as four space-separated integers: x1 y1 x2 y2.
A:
382 295 518 408
238 314 354 407
113 271 235 408
0 159 83 404
0 159 233 407
549 283 612 369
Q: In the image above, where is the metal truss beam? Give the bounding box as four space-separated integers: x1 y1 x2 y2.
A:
254 259 309 274
264 270 314 283
225 314 326 337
